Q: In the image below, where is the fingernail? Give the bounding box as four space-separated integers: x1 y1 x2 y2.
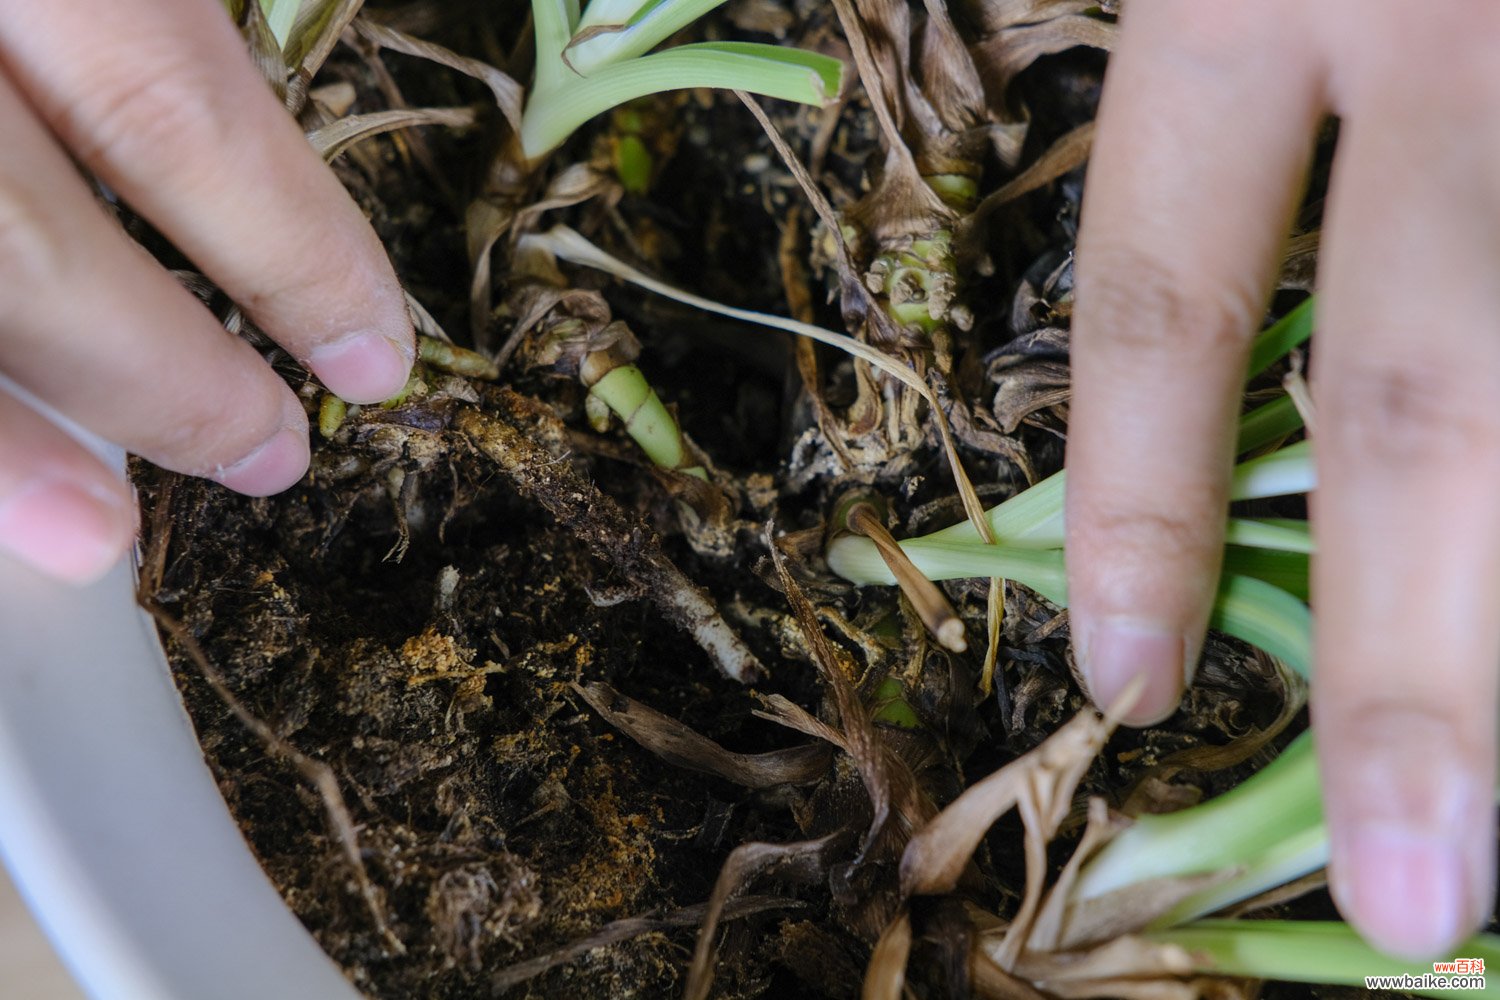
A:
1330 741 1490 960
308 331 413 404
1338 825 1468 960
216 428 309 496
0 478 132 584
1082 617 1185 725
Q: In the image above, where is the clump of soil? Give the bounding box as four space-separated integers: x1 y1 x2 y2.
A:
135 4 1359 998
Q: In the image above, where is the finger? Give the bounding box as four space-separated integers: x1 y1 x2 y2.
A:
1312 54 1500 958
1066 0 1324 724
0 0 413 404
0 388 135 584
0 74 309 495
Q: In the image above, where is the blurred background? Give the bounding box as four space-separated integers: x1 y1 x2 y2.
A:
1 865 85 1000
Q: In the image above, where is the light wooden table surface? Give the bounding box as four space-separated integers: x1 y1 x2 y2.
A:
0 864 87 1000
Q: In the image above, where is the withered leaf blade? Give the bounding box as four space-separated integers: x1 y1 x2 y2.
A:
490 895 794 992
684 835 844 1000
899 703 1116 898
861 910 912 1000
354 17 524 133
975 15 1117 98
974 0 1097 33
768 534 938 853
287 0 365 81
1006 933 1197 990
572 681 834 788
307 106 476 162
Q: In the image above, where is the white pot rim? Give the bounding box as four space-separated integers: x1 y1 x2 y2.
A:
0 444 361 1000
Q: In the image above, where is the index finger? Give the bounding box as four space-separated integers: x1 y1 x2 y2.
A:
1067 0 1323 723
0 0 413 404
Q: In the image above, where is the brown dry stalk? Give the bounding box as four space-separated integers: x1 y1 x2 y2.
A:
572 681 834 788
455 393 763 682
845 501 967 652
683 835 844 1000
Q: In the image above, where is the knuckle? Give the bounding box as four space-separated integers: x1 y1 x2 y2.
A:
1319 357 1500 466
1090 505 1220 564
1078 247 1261 362
57 53 237 177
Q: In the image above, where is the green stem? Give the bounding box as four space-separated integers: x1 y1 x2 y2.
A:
1148 920 1500 998
589 364 706 478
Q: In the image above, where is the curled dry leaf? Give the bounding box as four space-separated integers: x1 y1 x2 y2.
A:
683 835 845 1000
973 14 1117 98
972 0 1099 33
572 681 834 789
354 17 524 132
860 910 912 1000
899 701 1119 899
307 106 477 162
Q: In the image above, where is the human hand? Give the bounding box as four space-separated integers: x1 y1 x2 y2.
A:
1067 0 1497 959
0 0 413 583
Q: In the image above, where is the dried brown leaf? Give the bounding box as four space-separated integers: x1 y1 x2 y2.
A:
975 15 1117 97
899 697 1123 899
287 0 364 80
684 836 843 1000
237 0 290 97
573 681 834 788
971 120 1095 224
354 18 523 132
861 911 912 1000
768 535 938 852
918 0 989 133
1007 933 1195 985
307 106 476 161
974 0 1096 34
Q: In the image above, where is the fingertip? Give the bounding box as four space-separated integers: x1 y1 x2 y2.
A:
1080 617 1187 725
306 329 414 405
214 426 310 497
1332 824 1488 961
0 476 135 585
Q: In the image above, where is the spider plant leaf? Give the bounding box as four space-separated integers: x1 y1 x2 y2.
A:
521 42 841 158
258 0 300 48
569 0 730 74
1246 296 1315 379
1223 517 1313 554
1222 546 1311 601
1237 394 1304 453
1209 572 1312 677
1146 920 1500 997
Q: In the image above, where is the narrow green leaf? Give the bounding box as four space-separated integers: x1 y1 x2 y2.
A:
1149 921 1500 998
569 0 730 73
1222 545 1310 601
1236 394 1303 453
1223 517 1313 554
1246 296 1315 379
1209 573 1312 677
522 42 842 160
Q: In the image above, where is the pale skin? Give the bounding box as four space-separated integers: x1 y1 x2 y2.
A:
0 0 1490 963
